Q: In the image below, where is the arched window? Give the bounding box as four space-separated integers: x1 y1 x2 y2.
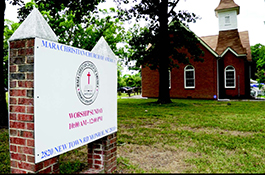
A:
184 65 195 88
225 66 236 88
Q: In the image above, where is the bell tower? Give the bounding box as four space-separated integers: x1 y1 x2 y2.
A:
215 0 240 31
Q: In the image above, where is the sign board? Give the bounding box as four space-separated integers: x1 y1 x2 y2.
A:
34 38 117 163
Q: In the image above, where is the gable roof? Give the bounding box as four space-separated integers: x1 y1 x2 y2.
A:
200 30 252 61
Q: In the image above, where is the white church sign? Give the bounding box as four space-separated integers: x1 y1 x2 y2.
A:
34 38 117 163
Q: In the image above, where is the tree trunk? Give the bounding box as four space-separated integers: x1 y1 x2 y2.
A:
0 1 8 128
157 0 172 104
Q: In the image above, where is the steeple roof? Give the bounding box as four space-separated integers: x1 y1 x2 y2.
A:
215 0 240 15
9 8 58 42
200 30 251 61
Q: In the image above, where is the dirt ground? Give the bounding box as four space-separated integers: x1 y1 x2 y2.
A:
116 143 198 173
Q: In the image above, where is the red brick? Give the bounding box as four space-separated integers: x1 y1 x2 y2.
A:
88 158 93 165
27 139 34 147
10 98 17 105
10 90 26 97
21 131 34 138
88 154 93 159
11 168 27 173
35 162 44 171
49 157 59 165
18 161 35 171
26 106 34 114
53 163 60 173
111 147 117 153
11 40 26 49
94 160 103 165
11 152 26 161
93 155 101 159
9 113 17 120
10 160 18 168
10 121 26 129
10 65 17 72
10 145 17 152
27 155 35 163
26 73 34 80
109 166 117 173
110 137 117 144
38 166 52 174
18 146 34 154
10 81 17 88
94 150 103 154
92 144 101 149
18 114 34 122
26 122 34 130
26 48 34 55
10 105 26 113
18 48 26 56
26 39 35 47
94 165 102 169
18 98 34 105
18 81 34 88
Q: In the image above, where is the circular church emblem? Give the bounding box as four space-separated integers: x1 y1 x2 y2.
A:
76 61 99 105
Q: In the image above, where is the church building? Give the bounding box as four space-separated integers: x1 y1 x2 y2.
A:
141 0 252 99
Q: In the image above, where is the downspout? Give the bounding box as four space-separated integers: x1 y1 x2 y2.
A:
217 56 221 100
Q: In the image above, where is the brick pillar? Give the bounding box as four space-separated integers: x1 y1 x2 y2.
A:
85 132 117 174
9 39 59 173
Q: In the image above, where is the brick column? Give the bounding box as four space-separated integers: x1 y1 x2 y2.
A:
85 132 117 173
9 39 59 173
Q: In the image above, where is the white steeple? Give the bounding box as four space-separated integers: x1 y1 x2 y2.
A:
215 0 240 31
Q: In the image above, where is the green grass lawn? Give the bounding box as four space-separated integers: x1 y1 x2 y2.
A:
117 99 265 173
1 98 265 173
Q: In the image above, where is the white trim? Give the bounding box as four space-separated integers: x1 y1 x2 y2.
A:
184 65 195 89
225 65 236 88
198 38 220 57
220 47 246 57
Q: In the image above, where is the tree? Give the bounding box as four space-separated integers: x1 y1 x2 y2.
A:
117 61 126 88
251 43 265 84
0 0 24 128
114 0 204 104
122 73 141 87
17 0 131 57
4 20 20 88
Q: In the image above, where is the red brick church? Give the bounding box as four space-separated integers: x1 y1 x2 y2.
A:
141 0 252 99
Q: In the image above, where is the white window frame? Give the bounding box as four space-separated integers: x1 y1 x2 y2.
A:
225 65 236 88
184 65 195 89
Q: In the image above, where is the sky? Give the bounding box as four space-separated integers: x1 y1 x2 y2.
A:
4 0 265 47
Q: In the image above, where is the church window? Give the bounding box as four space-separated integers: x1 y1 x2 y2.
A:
184 65 195 88
225 66 236 88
